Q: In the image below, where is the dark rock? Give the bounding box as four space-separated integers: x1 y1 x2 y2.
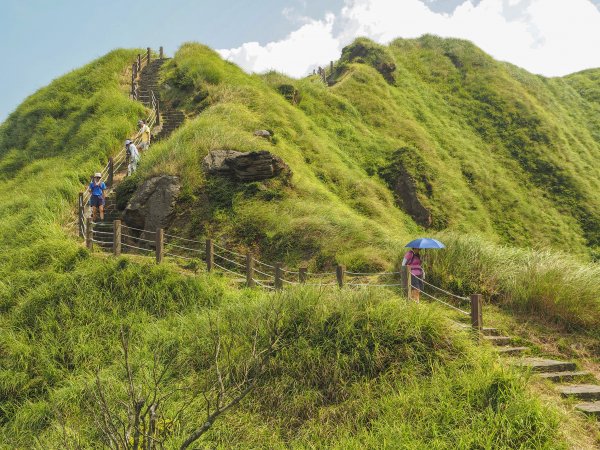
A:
379 148 433 227
202 150 243 176
202 150 289 182
390 170 432 227
123 175 180 234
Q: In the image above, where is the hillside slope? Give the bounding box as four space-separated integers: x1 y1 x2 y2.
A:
0 38 599 447
127 37 600 270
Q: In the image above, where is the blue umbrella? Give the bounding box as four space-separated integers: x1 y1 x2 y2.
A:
405 238 445 249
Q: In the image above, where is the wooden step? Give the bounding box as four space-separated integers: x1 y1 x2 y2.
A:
484 336 512 346
538 371 590 382
497 346 529 356
517 358 577 373
575 401 600 417
557 384 600 401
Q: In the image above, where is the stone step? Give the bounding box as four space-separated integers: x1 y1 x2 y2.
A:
575 402 600 417
497 346 529 356
557 384 600 401
484 336 512 346
539 371 591 383
482 327 501 336
517 358 577 373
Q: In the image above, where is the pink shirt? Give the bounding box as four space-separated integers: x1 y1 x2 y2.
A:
403 250 423 277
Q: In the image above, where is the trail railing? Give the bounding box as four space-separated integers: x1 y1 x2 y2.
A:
312 60 336 85
84 221 485 330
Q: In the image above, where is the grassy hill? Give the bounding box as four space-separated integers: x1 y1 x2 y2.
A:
135 37 600 263
0 37 599 447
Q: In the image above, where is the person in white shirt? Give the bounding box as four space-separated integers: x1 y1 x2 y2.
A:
136 119 151 151
125 139 140 176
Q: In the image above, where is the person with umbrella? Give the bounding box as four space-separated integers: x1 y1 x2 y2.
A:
402 238 445 302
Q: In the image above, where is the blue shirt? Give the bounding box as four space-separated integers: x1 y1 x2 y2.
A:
89 181 106 197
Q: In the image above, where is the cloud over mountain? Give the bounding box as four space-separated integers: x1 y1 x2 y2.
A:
218 0 600 77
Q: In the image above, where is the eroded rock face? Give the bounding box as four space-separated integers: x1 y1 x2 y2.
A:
390 170 432 227
123 175 181 233
379 149 433 228
202 150 289 182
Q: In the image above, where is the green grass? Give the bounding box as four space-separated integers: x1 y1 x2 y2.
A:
0 37 599 447
132 39 600 328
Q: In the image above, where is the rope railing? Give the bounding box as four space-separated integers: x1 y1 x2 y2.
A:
83 222 485 329
414 287 470 316
420 277 470 302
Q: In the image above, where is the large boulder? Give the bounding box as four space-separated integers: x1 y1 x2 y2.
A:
202 150 243 176
202 150 289 182
123 175 181 234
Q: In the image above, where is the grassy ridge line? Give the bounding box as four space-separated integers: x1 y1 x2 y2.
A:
127 40 600 330
0 49 145 269
136 39 600 260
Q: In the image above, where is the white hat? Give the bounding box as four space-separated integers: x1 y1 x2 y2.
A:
94 172 102 178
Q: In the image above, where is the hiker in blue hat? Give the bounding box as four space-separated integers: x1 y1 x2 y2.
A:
88 172 106 221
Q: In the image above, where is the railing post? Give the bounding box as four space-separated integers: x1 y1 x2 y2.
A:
155 228 164 264
131 63 136 97
299 266 308 284
147 47 151 64
159 46 164 59
404 265 412 299
205 239 214 271
137 54 141 72
246 253 255 287
274 263 283 290
107 157 114 188
78 192 84 237
85 218 92 250
336 264 345 288
113 220 121 256
470 294 483 331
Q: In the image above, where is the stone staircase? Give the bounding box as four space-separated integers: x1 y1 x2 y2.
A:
138 58 185 141
91 195 121 246
477 324 600 418
89 50 186 250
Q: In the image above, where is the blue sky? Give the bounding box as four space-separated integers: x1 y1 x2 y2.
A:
2 0 600 123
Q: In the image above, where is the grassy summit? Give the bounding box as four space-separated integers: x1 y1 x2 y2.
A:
0 37 599 447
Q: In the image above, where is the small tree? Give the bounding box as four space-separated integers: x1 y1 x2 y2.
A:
89 305 283 449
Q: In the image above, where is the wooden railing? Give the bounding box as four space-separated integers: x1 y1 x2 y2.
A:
84 219 484 330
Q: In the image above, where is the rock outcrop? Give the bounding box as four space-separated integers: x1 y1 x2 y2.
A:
202 150 289 182
379 148 433 228
254 130 272 138
123 175 180 233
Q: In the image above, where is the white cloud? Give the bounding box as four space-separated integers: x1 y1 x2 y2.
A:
218 13 340 77
219 0 600 77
